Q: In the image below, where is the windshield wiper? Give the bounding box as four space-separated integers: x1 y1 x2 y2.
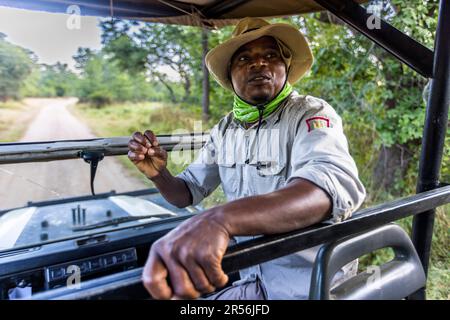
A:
71 213 175 231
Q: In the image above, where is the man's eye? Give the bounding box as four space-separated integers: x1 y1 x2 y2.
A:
239 56 248 61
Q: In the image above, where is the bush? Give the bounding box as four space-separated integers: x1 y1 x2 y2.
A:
87 90 113 108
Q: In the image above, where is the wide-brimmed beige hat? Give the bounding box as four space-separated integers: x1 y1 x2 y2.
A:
205 17 314 91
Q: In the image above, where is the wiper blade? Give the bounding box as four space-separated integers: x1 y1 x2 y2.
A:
72 213 175 231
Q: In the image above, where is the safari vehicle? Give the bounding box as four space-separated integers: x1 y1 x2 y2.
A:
0 0 448 300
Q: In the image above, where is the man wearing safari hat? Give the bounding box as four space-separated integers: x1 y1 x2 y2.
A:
128 18 366 300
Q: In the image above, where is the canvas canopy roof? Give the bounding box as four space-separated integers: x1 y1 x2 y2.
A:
0 0 368 27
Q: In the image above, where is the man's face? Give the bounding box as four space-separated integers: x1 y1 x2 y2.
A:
230 36 287 105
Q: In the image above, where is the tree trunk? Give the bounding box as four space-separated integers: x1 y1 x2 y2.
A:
201 27 210 122
155 73 177 103
372 144 414 194
181 72 191 102
371 48 419 194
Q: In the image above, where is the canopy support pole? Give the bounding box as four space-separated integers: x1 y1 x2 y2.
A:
409 0 450 300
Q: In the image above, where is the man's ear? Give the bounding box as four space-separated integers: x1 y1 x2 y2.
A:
227 64 236 92
284 65 290 81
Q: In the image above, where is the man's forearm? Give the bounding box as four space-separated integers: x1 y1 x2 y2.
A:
150 167 193 208
210 178 332 236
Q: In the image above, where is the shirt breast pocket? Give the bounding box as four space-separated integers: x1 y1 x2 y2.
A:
219 161 239 198
249 157 287 195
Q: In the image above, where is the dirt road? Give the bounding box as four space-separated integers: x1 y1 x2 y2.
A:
0 98 148 210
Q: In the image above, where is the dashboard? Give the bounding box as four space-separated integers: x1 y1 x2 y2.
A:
0 187 242 300
0 209 192 300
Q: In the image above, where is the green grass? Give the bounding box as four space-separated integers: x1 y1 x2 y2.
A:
73 100 449 299
426 205 450 299
427 261 450 300
0 100 22 109
0 100 32 142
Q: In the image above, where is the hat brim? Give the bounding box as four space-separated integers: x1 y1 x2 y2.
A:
205 23 314 91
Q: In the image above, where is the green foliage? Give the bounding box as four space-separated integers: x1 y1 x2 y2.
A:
277 0 443 197
0 34 33 100
99 20 204 103
74 50 161 106
29 63 79 97
0 34 82 100
87 89 113 108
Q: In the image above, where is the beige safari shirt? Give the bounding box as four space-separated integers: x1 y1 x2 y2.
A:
177 91 366 299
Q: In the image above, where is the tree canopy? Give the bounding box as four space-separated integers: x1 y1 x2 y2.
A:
0 33 34 101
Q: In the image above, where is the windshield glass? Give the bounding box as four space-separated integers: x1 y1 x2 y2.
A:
0 7 229 251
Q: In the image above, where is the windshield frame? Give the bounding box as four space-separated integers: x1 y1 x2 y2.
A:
0 208 195 255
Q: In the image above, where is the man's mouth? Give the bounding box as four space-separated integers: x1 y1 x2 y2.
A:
248 74 271 83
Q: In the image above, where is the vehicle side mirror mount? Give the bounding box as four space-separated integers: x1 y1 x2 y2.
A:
80 151 104 196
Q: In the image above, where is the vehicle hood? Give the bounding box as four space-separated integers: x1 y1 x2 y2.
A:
0 195 176 250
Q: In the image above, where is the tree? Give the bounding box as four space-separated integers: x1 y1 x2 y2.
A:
0 35 33 100
370 0 438 192
37 63 79 97
283 0 439 195
99 20 202 104
75 52 115 107
74 46 158 106
201 27 210 121
73 47 95 70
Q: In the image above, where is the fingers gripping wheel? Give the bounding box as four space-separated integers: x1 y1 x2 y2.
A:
309 223 426 300
80 151 105 196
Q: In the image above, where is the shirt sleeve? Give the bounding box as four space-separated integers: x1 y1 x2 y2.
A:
286 97 366 223
176 124 221 206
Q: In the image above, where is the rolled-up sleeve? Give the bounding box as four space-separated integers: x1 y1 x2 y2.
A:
176 125 221 206
286 98 366 222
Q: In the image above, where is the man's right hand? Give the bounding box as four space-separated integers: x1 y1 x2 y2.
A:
128 130 168 179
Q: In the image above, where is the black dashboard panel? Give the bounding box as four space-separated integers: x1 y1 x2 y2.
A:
44 248 138 289
31 267 148 300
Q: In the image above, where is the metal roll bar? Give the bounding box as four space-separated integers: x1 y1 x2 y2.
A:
30 185 450 300
0 133 209 164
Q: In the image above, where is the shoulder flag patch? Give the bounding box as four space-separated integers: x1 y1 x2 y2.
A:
306 116 331 132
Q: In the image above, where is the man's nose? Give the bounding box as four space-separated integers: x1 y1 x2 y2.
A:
249 55 268 69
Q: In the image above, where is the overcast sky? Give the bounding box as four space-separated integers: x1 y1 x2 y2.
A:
0 6 179 79
0 6 103 70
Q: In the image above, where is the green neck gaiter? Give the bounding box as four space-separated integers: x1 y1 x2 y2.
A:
233 82 293 123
